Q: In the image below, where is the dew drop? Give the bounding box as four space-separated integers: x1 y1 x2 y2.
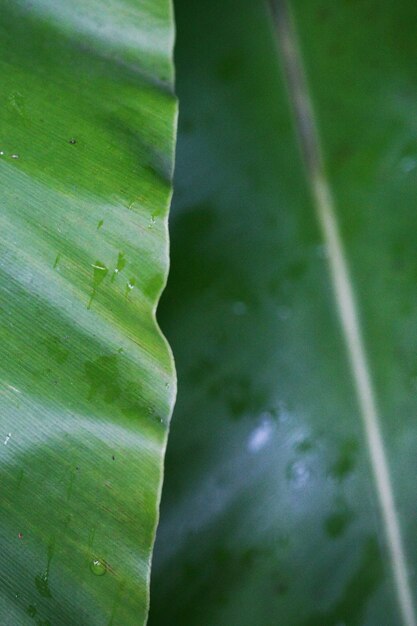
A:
90 558 106 576
35 572 52 597
277 400 289 423
69 138 77 145
125 278 136 298
147 215 156 229
11 154 19 160
0 151 4 156
286 460 311 488
88 261 108 309
91 261 108 286
247 416 274 453
111 252 126 282
35 539 55 597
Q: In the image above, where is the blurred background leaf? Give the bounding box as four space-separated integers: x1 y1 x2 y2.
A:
150 0 417 624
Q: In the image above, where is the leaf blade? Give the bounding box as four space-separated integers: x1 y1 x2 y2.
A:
150 0 417 624
0 1 176 624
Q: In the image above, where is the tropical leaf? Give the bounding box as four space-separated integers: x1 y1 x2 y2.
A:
150 0 417 625
0 1 176 624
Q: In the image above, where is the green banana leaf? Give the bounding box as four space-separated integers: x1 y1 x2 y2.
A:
150 0 417 624
0 1 176 624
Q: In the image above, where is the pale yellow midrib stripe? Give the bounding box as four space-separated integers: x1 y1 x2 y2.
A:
268 2 416 625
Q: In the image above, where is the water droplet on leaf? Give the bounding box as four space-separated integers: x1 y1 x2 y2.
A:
247 416 274 453
88 261 108 309
111 252 126 282
125 278 135 298
277 401 289 423
286 460 311 488
35 572 52 598
91 261 108 286
35 538 55 597
90 558 106 576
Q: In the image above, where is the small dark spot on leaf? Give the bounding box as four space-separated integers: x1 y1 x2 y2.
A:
330 438 359 481
325 508 355 538
69 138 77 145
274 580 289 596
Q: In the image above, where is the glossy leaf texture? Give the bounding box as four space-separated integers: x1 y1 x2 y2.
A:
150 0 417 625
0 1 176 624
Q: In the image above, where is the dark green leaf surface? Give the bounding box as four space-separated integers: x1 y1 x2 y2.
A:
150 0 417 624
0 1 176 624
